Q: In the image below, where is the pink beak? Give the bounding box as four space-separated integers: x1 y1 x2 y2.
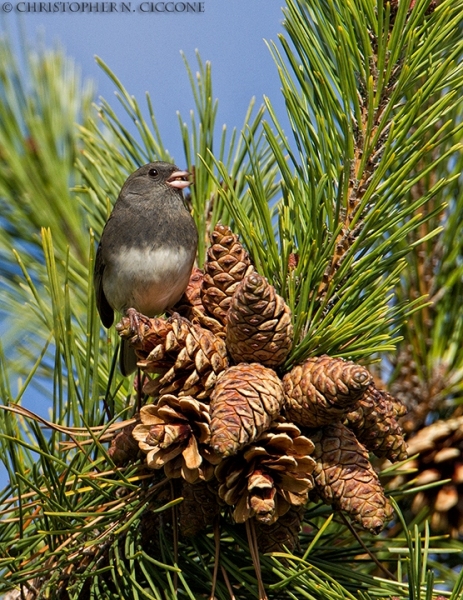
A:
167 170 191 190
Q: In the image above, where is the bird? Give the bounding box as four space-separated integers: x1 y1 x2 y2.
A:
94 161 198 375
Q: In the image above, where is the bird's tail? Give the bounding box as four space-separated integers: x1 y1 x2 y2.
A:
119 338 138 376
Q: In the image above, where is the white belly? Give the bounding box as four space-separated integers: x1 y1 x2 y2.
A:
103 245 193 316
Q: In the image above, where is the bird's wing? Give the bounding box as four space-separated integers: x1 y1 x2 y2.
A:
94 242 114 328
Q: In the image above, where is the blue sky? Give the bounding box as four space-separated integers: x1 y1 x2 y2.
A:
6 1 289 163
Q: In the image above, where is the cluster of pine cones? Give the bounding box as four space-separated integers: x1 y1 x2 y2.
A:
109 223 408 552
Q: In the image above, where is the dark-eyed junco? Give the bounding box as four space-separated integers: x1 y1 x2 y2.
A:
94 161 198 375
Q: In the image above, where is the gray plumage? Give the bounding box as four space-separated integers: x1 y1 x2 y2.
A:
94 161 198 375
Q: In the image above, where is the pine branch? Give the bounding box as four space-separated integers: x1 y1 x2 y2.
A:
0 33 94 266
251 0 462 364
1 3 463 598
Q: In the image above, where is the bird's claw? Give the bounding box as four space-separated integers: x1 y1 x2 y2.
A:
115 308 148 342
126 307 146 342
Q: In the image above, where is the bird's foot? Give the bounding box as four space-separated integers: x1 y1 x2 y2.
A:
116 308 148 343
126 307 146 342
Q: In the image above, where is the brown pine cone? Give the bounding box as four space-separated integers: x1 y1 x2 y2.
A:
116 312 229 399
116 312 171 370
388 344 438 436
216 421 315 525
396 416 463 537
108 421 140 466
178 480 221 537
188 306 226 336
344 384 407 462
174 267 205 316
255 505 304 554
283 355 373 428
175 268 225 335
140 488 174 555
210 363 284 457
226 272 293 368
201 223 254 324
132 395 221 483
309 421 393 534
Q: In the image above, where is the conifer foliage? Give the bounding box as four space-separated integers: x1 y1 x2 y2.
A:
0 0 463 598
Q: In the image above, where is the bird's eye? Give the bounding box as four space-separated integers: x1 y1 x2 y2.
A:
148 168 158 177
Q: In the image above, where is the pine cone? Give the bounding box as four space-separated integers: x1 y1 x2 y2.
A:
396 416 463 537
226 272 293 368
309 421 393 534
140 490 174 555
255 505 304 554
116 312 171 370
175 268 226 335
210 363 284 457
132 396 221 483
283 355 373 428
117 312 229 399
344 384 408 462
201 223 254 324
174 267 205 317
178 480 221 537
388 344 438 436
108 421 140 466
216 421 315 525
189 306 226 336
